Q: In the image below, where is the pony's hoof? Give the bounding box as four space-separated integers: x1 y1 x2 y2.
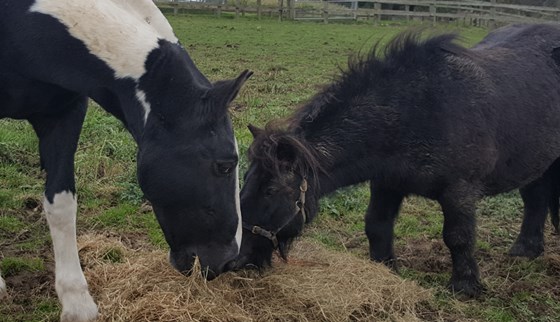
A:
371 255 400 273
508 238 544 259
383 258 400 273
449 277 485 298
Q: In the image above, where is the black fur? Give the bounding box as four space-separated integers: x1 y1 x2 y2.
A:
237 24 560 297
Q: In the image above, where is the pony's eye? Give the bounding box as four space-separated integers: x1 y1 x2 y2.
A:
214 161 236 176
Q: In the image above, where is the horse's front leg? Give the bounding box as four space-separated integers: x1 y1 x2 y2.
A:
439 182 483 297
365 184 404 270
30 96 97 322
0 273 6 299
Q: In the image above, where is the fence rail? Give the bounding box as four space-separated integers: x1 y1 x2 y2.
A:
154 0 560 26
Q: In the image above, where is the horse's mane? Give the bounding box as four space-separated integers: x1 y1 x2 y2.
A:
249 31 469 182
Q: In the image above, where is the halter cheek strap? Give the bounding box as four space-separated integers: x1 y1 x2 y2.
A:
242 178 308 249
294 178 307 223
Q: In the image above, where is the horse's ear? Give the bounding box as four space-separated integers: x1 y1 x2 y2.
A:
247 124 264 138
208 70 253 110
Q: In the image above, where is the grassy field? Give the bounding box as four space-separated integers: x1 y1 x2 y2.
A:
1 13 559 321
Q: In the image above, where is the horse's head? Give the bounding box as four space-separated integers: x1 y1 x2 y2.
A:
137 70 252 279
235 124 321 269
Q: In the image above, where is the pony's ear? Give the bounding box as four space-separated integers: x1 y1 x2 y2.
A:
207 70 253 110
248 124 264 138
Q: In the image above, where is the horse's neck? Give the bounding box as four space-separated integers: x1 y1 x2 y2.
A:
91 46 210 142
89 86 147 141
30 0 189 141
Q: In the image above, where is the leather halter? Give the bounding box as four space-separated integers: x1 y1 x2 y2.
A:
242 179 308 249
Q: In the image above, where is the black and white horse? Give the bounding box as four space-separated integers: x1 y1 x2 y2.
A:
1 1 250 320
236 24 560 297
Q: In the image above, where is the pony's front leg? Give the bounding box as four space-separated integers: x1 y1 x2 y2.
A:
30 97 97 322
365 184 404 270
439 183 483 297
509 177 549 258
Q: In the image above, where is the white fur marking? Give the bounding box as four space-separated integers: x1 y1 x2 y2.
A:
30 0 178 80
44 192 98 322
136 88 151 123
234 139 243 251
0 274 7 300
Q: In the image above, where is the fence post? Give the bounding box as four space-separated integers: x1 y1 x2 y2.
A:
430 2 436 26
288 0 295 20
217 4 222 17
323 0 329 24
257 0 262 20
173 0 178 15
235 0 240 18
278 0 284 21
374 2 381 25
489 0 496 29
405 4 410 22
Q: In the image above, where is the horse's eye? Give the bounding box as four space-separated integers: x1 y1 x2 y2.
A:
214 161 236 176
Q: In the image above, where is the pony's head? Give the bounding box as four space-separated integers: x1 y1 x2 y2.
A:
235 123 322 268
137 70 252 279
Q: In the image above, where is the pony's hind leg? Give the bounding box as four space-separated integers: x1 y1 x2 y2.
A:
365 184 404 270
439 182 483 297
30 96 97 322
509 177 549 258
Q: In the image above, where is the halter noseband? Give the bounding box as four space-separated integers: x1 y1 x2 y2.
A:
242 178 308 249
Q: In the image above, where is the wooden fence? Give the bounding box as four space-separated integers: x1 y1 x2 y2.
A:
154 0 560 26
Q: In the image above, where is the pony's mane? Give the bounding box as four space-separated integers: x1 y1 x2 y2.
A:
292 31 467 125
249 31 468 181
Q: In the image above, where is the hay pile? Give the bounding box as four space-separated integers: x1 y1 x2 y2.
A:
79 234 432 321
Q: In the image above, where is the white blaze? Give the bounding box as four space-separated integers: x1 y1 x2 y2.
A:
234 139 243 251
136 88 151 123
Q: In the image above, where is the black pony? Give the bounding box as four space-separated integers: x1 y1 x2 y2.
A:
236 24 560 297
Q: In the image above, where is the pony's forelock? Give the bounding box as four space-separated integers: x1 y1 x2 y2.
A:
248 120 323 188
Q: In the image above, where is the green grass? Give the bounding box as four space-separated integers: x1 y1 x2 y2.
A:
0 215 25 233
1 12 557 322
0 257 44 276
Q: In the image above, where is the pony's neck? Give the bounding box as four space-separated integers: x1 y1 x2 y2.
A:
302 106 404 196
